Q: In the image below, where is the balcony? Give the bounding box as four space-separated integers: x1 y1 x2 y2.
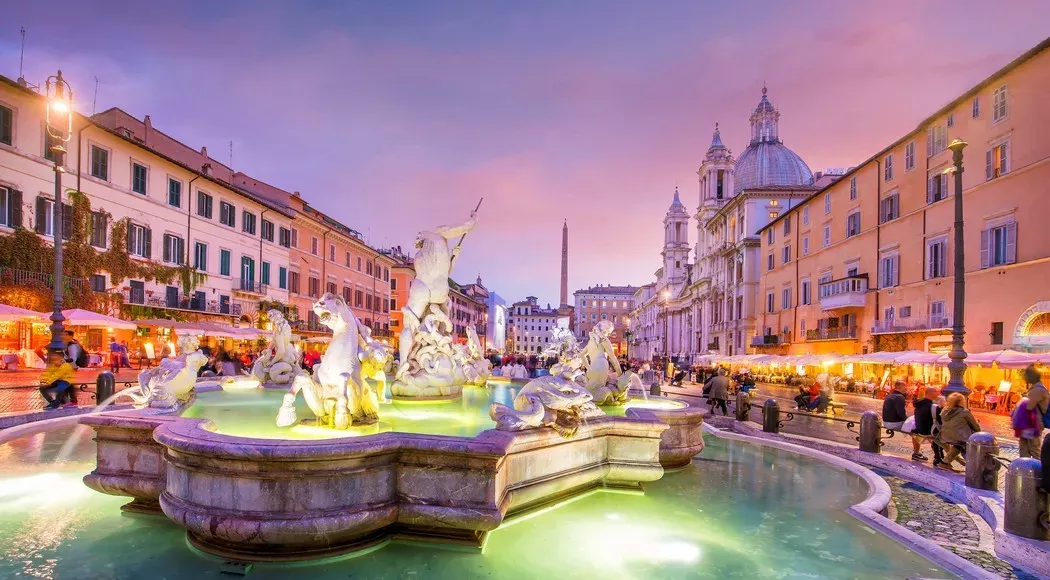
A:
805 326 859 341
234 279 267 296
122 290 242 317
871 315 952 335
0 267 91 292
751 332 791 347
819 275 868 311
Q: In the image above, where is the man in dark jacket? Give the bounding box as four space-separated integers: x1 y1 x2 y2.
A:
705 368 731 416
912 386 939 464
882 380 908 429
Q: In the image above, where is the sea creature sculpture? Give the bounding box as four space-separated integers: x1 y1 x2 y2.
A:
489 374 604 438
129 335 208 410
251 309 299 385
276 293 380 429
579 320 631 405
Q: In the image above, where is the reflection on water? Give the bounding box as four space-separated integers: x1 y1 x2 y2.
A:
0 427 950 579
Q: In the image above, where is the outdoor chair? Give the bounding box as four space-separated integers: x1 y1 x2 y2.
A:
1 353 19 371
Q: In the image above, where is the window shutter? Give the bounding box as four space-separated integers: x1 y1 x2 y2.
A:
35 198 46 234
1000 143 1008 174
162 234 171 262
926 128 933 155
143 227 152 259
126 225 135 253
980 229 989 269
939 242 948 277
925 245 932 280
926 177 934 204
986 149 993 180
941 173 949 197
9 190 22 228
1005 222 1017 265
891 256 898 286
878 259 885 288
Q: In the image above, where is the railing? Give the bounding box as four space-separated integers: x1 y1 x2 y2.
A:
0 267 91 292
818 275 868 310
871 315 952 334
751 332 791 347
122 290 241 316
805 326 858 341
371 328 393 338
234 279 267 294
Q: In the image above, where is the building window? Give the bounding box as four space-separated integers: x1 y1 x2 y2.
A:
781 288 790 310
278 266 288 290
981 222 1017 268
242 211 256 235
930 301 948 327
992 85 1007 122
127 223 150 258
89 211 107 248
783 216 791 235
883 155 893 181
367 261 373 276
946 113 954 128
311 237 319 256
768 212 778 219
845 212 860 237
766 292 774 314
197 191 213 218
165 177 182 207
802 205 809 226
927 239 948 279
767 253 774 271
132 164 148 195
986 142 1009 180
801 279 811 305
900 306 911 318
880 193 899 223
219 201 236 227
767 228 774 244
329 244 336 261
219 249 231 276
357 256 362 271
926 124 947 157
879 253 898 288
822 225 830 248
990 322 1004 345
261 262 271 286
288 271 300 294
261 219 274 242
345 251 352 267
90 145 109 180
905 141 915 171
308 277 319 298
927 172 949 203
162 233 185 265
90 274 107 293
0 105 11 145
972 96 980 118
802 236 809 256
849 176 857 200
194 242 208 271
44 131 61 161
781 245 790 264
279 227 291 248
290 228 298 248
824 192 831 215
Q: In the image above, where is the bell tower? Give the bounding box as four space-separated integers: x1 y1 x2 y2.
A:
662 187 690 286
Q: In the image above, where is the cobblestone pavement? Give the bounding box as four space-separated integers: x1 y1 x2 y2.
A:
878 473 1039 580
0 373 140 415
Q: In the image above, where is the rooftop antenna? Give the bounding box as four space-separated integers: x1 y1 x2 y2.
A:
92 77 100 116
18 27 26 79
229 140 233 171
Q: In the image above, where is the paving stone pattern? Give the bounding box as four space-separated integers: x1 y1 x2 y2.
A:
879 473 1038 580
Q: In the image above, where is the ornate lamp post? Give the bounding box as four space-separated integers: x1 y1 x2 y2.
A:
45 71 73 355
661 289 670 361
624 317 631 362
944 138 970 395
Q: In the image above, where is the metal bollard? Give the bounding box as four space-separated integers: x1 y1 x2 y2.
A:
965 432 1001 491
735 390 751 422
649 382 661 397
858 411 882 453
1003 458 1050 540
762 399 780 433
96 372 115 404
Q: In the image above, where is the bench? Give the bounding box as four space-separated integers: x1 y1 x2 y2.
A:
828 402 847 415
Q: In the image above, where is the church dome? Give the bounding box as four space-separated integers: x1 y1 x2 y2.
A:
733 87 814 193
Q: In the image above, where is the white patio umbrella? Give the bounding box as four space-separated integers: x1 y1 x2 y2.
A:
0 304 47 322
61 309 137 330
936 349 1037 369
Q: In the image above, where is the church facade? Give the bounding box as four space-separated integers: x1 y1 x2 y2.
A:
630 88 835 363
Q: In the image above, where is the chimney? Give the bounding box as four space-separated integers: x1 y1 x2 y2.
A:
201 145 208 160
143 115 152 146
814 171 823 181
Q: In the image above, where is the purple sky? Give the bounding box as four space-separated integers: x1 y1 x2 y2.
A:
4 1 1049 306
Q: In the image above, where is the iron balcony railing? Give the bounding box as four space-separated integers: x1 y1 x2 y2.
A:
871 315 952 334
818 275 868 310
0 267 91 292
805 326 859 341
235 279 267 295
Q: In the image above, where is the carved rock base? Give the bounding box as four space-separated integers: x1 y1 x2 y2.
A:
390 382 464 400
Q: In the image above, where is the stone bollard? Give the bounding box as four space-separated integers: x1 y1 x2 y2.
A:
735 390 751 422
650 382 662 397
1003 458 1050 540
858 411 882 453
762 399 780 433
965 432 1001 491
96 372 115 404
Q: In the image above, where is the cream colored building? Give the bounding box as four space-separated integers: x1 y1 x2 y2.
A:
0 75 292 326
755 37 1050 356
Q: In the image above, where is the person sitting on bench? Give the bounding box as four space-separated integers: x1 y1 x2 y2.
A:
39 350 76 410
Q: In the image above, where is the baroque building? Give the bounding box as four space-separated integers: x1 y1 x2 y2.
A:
631 87 827 362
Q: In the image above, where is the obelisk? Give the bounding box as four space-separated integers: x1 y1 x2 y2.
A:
560 219 569 307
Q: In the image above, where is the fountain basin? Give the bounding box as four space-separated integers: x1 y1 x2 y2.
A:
626 398 706 469
82 406 668 561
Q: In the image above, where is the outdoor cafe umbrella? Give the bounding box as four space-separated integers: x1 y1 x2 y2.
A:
935 349 1037 369
61 309 137 330
0 304 47 322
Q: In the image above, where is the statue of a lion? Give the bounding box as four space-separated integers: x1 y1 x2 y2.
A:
276 293 380 429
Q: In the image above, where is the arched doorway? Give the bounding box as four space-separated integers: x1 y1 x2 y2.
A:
1012 301 1050 350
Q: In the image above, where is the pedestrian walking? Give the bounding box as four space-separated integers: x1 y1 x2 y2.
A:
109 338 121 373
705 368 730 416
1019 365 1048 458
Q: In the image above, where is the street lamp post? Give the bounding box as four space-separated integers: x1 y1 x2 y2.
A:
624 317 631 363
944 138 970 395
45 71 73 356
661 289 670 362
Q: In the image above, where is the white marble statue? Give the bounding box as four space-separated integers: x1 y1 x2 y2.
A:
393 210 478 398
544 327 584 380
455 326 492 386
489 374 604 438
130 335 208 410
276 293 380 429
251 309 299 385
579 320 631 405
